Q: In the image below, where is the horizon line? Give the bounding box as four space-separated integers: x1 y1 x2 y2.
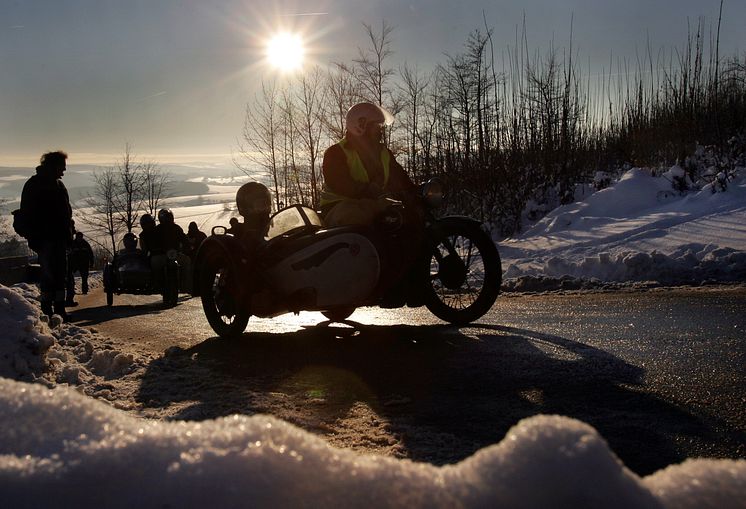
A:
0 152 237 168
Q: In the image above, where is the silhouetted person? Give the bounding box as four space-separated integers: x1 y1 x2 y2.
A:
120 231 140 253
186 221 207 260
151 208 192 293
230 182 272 247
68 231 94 296
320 102 416 226
226 217 241 236
20 151 73 320
138 213 159 256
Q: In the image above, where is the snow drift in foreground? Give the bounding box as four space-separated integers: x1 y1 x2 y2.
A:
1 378 744 509
500 168 746 291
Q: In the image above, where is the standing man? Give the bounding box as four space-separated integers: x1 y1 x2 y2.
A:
68 231 94 295
20 151 74 320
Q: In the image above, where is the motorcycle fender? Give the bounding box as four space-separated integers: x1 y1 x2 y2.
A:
264 232 380 309
426 215 483 244
191 235 249 297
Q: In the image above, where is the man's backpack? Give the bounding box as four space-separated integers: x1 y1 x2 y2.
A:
11 208 32 239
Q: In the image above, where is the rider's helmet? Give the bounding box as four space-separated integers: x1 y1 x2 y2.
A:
236 182 272 218
157 208 174 224
122 232 138 251
345 102 395 137
140 213 155 229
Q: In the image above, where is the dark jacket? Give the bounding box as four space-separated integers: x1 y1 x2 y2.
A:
152 222 188 255
69 237 94 268
20 165 73 249
187 229 207 257
139 227 159 256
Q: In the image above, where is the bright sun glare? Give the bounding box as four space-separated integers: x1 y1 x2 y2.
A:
266 32 305 71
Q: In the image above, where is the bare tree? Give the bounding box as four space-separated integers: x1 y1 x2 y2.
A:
322 64 362 141
398 64 432 178
142 161 171 217
81 168 121 255
279 86 302 206
294 66 327 207
111 144 146 233
353 20 397 107
238 80 283 210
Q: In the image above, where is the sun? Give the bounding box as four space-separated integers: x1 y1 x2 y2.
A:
265 32 305 72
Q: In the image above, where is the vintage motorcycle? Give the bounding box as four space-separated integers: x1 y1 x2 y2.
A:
192 180 502 338
103 241 181 308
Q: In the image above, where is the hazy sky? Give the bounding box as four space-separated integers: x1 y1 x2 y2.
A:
1 0 743 167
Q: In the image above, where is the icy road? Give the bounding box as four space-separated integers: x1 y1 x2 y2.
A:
69 285 746 476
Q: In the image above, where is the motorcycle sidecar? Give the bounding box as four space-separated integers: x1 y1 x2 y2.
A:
103 249 180 307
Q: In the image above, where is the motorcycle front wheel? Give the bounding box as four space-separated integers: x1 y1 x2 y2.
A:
424 222 501 324
199 249 249 339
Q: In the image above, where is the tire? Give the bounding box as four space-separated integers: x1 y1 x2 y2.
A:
106 291 114 307
199 249 249 338
322 307 355 322
162 262 179 307
424 222 501 324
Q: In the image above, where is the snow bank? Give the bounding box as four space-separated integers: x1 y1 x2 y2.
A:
1 378 744 508
0 283 147 393
0 283 55 382
501 168 746 290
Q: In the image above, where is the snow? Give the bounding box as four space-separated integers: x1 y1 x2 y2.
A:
2 166 746 506
500 167 746 292
1 374 744 508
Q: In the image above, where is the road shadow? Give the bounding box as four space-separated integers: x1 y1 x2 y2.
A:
71 294 191 327
133 319 734 475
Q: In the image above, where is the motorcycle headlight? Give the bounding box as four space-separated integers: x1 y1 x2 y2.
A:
422 178 444 209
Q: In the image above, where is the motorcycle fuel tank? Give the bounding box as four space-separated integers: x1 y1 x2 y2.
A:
264 231 380 309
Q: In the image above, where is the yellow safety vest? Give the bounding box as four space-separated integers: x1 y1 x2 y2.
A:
320 138 391 207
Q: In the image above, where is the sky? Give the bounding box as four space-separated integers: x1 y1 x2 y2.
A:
1 0 744 166
1 165 745 506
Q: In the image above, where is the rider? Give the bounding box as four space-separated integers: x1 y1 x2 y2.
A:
186 221 207 261
321 102 425 304
232 182 272 246
151 208 192 293
138 213 159 256
320 102 417 226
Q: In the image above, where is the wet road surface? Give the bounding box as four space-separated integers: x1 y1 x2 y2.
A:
71 285 746 475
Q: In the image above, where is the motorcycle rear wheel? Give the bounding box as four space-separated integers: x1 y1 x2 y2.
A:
199 249 249 339
424 222 501 324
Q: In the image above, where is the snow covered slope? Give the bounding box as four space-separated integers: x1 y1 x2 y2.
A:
501 168 746 288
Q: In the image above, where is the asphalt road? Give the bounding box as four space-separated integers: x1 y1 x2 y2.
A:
71 285 746 476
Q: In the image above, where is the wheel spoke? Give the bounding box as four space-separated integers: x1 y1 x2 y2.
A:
430 233 486 311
